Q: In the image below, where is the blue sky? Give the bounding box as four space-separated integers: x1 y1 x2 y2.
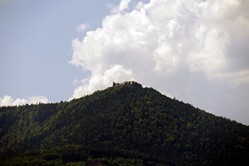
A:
0 0 120 102
1 0 249 125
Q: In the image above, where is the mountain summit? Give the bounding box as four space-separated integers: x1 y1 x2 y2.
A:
1 81 249 165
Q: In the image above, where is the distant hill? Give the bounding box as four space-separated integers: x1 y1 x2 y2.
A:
1 81 249 165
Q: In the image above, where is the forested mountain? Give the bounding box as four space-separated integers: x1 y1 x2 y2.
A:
1 81 249 165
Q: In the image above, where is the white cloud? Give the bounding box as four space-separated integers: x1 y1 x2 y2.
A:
214 70 249 87
231 70 249 87
71 0 249 124
71 64 134 99
0 95 49 106
77 23 89 33
119 0 131 11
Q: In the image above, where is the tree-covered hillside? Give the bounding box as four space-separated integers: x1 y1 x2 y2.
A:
1 81 249 165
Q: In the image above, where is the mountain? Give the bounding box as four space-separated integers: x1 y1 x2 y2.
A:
1 81 249 165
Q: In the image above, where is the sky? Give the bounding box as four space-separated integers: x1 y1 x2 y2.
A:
0 0 249 125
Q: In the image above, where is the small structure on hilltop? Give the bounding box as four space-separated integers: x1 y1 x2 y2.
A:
113 81 118 87
113 81 136 87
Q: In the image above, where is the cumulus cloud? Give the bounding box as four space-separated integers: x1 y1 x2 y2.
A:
77 23 89 33
71 0 249 124
71 64 134 99
0 95 49 107
119 0 131 11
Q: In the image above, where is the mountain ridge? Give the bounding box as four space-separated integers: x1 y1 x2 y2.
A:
1 81 249 165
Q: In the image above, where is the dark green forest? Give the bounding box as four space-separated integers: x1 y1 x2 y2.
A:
1 81 249 165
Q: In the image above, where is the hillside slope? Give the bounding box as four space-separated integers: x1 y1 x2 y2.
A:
1 81 249 165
